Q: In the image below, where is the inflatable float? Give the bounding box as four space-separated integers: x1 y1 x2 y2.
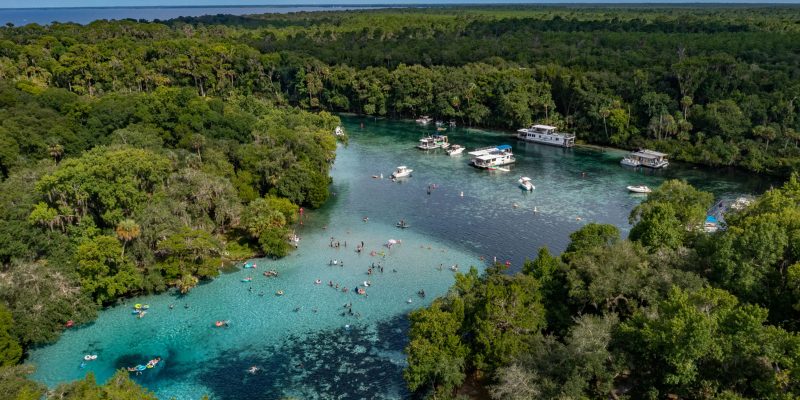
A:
275 290 284 296
83 354 98 361
241 277 252 282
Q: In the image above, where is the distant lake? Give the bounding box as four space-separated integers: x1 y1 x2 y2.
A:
0 6 381 26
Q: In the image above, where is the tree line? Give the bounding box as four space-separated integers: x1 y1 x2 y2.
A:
1 5 800 174
405 177 800 399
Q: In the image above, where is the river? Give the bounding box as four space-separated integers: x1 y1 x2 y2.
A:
27 116 769 399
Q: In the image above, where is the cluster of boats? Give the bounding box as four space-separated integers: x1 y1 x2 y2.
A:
405 119 670 194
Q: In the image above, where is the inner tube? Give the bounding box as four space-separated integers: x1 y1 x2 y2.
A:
90 355 97 360
134 304 142 309
136 365 147 371
141 305 149 310
84 355 92 361
276 290 284 296
146 364 153 368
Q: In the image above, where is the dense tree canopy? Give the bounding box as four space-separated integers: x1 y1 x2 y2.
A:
407 176 800 399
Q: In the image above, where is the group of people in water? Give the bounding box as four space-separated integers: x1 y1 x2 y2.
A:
126 357 161 375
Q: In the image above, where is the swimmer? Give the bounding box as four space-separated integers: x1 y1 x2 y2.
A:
407 298 413 304
169 304 174 310
248 365 259 374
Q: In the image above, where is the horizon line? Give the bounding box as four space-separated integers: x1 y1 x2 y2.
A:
3 2 800 10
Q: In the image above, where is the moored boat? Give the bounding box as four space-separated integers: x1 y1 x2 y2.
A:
415 116 433 125
626 185 652 193
446 144 464 156
519 177 535 191
620 149 668 169
516 124 575 147
417 135 449 150
391 166 413 178
469 145 515 169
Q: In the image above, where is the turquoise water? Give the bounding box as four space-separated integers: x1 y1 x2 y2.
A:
27 116 768 399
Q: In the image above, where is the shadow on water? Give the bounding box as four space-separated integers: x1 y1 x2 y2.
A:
197 315 412 400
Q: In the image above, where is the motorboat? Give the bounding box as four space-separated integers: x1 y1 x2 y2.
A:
620 157 640 167
446 144 465 156
519 177 535 191
391 166 413 178
626 185 652 193
415 116 433 125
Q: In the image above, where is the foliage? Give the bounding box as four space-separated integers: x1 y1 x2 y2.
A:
0 305 22 366
409 177 800 399
48 370 158 400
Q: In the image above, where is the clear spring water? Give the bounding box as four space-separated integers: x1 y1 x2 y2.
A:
27 116 770 399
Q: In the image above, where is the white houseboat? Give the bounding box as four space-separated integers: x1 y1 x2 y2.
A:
517 124 576 148
417 135 450 150
620 149 669 169
469 145 515 169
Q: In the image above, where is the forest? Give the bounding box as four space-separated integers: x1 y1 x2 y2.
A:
1 4 800 399
2 5 800 174
406 177 800 399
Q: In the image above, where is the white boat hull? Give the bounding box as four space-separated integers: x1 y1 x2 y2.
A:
447 147 464 156
620 158 640 167
627 185 652 193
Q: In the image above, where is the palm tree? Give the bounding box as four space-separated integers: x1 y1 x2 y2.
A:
115 219 141 257
48 143 64 164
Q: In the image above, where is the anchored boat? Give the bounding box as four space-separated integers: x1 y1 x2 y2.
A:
626 185 652 193
516 124 576 147
469 145 515 169
391 166 413 178
417 135 450 150
446 144 465 156
620 149 669 168
519 177 535 191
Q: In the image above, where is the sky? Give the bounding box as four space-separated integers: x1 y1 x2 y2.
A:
2 0 799 9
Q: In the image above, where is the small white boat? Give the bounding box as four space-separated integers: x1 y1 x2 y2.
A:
446 145 464 156
519 177 535 191
626 185 652 193
415 116 433 125
391 166 413 178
